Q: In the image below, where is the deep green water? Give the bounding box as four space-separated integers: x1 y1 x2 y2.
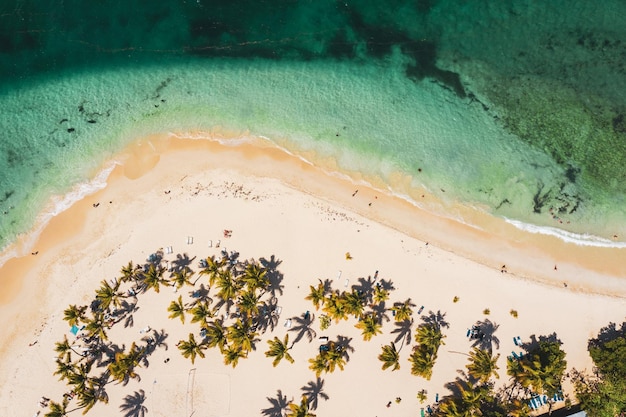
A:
1 0 626 258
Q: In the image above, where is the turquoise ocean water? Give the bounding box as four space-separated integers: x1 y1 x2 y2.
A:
1 0 626 261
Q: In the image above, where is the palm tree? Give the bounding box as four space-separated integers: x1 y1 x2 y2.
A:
286 396 316 417
237 289 260 319
205 318 228 350
54 358 75 382
199 255 225 287
409 346 436 380
95 280 122 311
75 382 108 414
466 347 500 383
415 323 446 354
355 313 382 341
170 268 194 290
108 342 144 385
55 335 80 361
177 333 206 364
85 313 108 341
324 344 347 374
141 264 167 293
63 304 87 327
167 295 187 324
120 261 136 283
265 335 294 367
222 345 247 368
323 292 347 322
305 280 326 310
215 270 241 303
378 342 400 371
241 262 269 292
308 354 327 378
45 398 69 417
227 318 259 353
343 290 366 318
190 301 214 328
391 298 415 322
67 362 94 394
372 285 389 304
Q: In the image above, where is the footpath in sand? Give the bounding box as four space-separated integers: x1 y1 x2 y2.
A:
0 133 624 417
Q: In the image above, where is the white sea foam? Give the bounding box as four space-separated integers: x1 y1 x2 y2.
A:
0 162 119 268
504 218 626 248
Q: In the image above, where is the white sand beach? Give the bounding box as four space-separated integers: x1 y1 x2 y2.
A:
0 133 624 417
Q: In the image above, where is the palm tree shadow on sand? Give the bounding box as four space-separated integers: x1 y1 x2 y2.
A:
421 310 450 329
391 319 413 347
335 335 355 361
301 377 330 410
261 389 290 417
171 253 196 273
289 312 317 345
119 389 148 417
471 319 500 352
260 255 285 297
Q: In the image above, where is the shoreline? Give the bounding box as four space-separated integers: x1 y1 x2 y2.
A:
1 131 625 416
1 131 625 305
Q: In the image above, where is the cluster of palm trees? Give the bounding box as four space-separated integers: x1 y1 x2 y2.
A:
430 330 567 416
305 277 392 340
46 255 176 416
308 340 349 377
168 252 284 368
506 338 567 399
409 322 447 380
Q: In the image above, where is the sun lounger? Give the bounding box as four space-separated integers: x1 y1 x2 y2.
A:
466 329 471 337
337 270 342 279
511 351 519 359
418 306 424 314
275 306 282 317
187 236 193 244
319 336 328 342
284 319 292 328
435 393 439 402
165 246 173 254
421 408 425 417
216 240 221 248
139 326 151 334
208 240 212 248
344 278 349 287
